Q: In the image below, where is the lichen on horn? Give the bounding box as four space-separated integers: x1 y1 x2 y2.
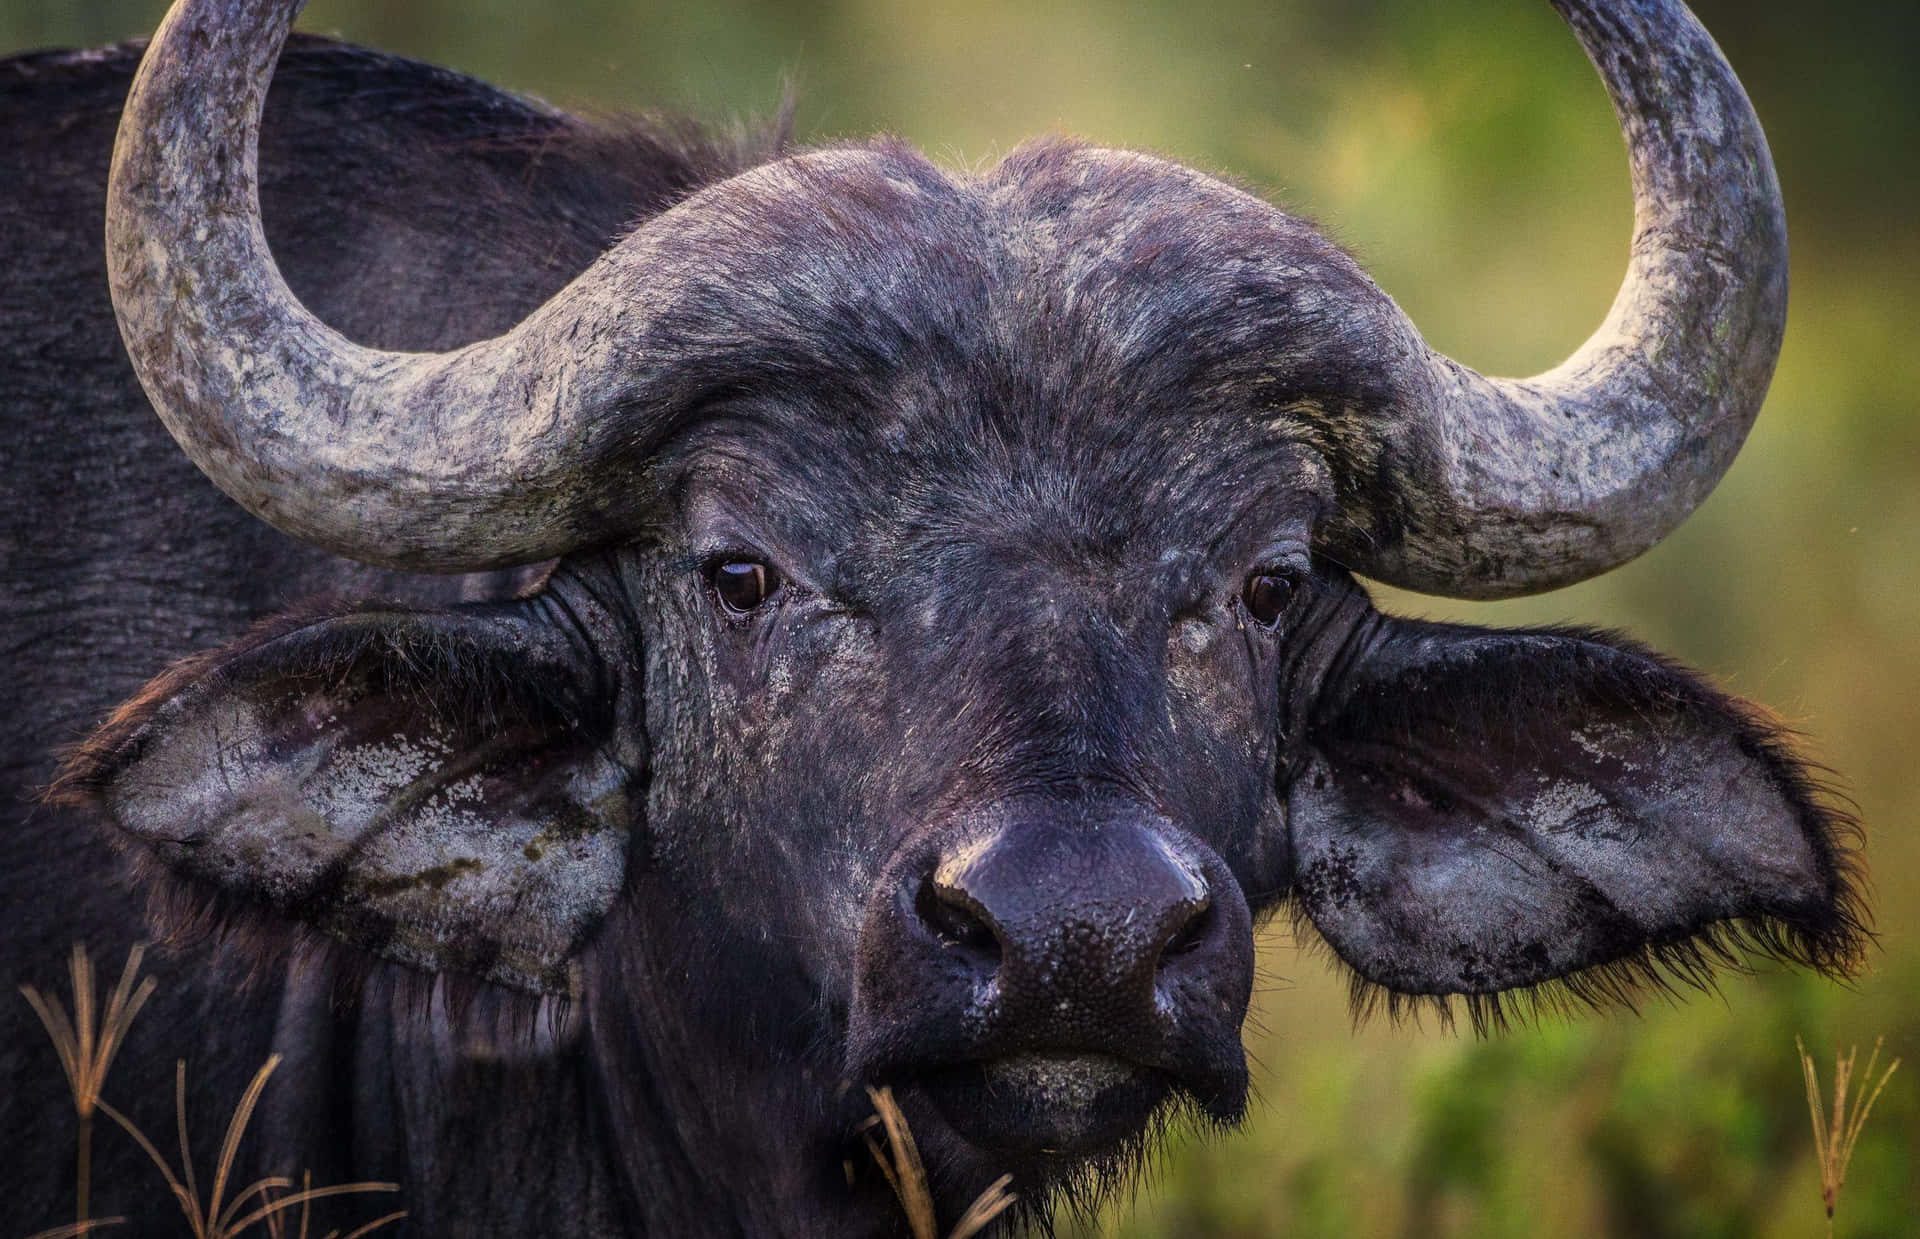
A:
1321 0 1789 599
106 0 682 572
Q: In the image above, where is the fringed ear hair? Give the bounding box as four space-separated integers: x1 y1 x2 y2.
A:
1284 616 1866 1033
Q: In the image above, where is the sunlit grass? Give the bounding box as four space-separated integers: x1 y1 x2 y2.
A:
95 1055 402 1239
18 944 403 1239
865 1086 1016 1239
261 1171 408 1239
20 1222 126 1239
20 943 155 1232
1798 1035 1901 1237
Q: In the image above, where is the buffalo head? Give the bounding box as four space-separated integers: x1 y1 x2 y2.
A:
65 0 1863 1224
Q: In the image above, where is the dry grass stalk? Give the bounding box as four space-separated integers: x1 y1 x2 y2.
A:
263 1172 408 1239
21 1221 126 1239
327 1212 409 1239
94 1054 401 1239
261 1172 313 1239
863 1087 1016 1239
944 1175 1017 1239
20 943 156 1230
1797 1035 1902 1236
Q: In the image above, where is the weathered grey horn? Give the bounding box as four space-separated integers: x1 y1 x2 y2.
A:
1329 0 1788 598
107 0 686 571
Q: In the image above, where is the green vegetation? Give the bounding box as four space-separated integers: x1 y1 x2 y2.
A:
5 1 1914 1233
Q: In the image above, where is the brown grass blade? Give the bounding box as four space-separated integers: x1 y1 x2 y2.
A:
261 1173 299 1239
21 982 83 1103
221 1183 403 1237
21 944 159 1230
216 1176 296 1235
21 945 156 1119
947 1174 1017 1239
98 1053 399 1239
1797 1035 1902 1233
1839 1039 1899 1167
863 1087 1019 1239
1798 1037 1831 1191
24 948 397 1239
208 1056 283 1227
69 947 96 1103
20 1220 126 1239
319 1208 408 1239
95 945 156 1108
865 1087 938 1239
175 1060 205 1235
96 1095 196 1228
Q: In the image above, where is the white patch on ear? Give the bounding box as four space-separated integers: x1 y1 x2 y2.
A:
306 731 453 840
1524 779 1608 834
341 745 633 990
110 669 631 995
1572 721 1642 769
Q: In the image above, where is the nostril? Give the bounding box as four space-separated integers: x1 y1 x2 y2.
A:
915 877 1003 965
1161 898 1215 960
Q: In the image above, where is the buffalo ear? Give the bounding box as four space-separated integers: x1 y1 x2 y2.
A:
1285 620 1865 1026
57 603 642 997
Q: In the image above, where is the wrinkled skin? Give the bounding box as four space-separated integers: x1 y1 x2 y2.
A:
5 29 1861 1239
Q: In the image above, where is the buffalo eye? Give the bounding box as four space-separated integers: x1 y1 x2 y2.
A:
1241 571 1297 627
710 559 780 615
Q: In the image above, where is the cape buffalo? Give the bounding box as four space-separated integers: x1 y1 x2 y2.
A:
0 0 1864 1234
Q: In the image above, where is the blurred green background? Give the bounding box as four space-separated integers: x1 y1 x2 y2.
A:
4 1 1914 1234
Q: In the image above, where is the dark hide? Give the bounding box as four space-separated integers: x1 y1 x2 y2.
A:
5 36 1862 1239
0 38 778 1237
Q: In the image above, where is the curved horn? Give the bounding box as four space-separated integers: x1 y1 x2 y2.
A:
108 0 685 571
1331 0 1788 598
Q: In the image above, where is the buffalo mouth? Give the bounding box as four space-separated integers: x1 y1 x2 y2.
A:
912 1052 1173 1156
850 808 1259 1166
